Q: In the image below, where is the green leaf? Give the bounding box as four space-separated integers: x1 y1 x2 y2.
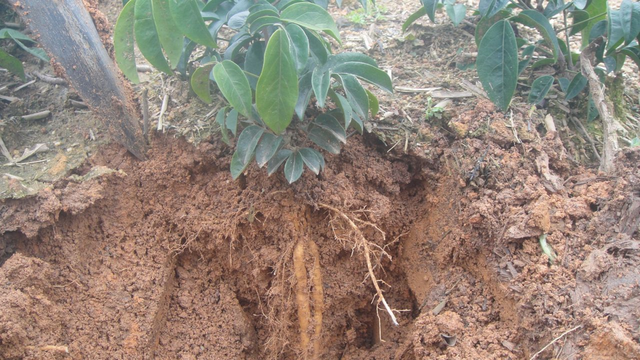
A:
339 74 369 120
245 41 265 89
285 24 309 73
299 147 321 175
226 109 238 136
247 8 279 24
512 10 560 63
328 89 353 129
169 0 217 48
213 60 253 118
280 3 341 43
621 0 640 45
309 148 325 170
267 149 292 176
135 0 173 74
420 0 438 22
565 73 587 100
569 10 591 36
306 29 329 64
10 37 49 62
228 10 250 29
446 4 466 27
249 16 281 34
478 0 509 18
152 0 183 66
256 133 283 167
365 89 379 118
296 71 314 120
191 62 216 103
331 62 393 93
477 20 518 112
323 52 378 70
475 10 510 46
621 46 640 69
231 125 265 179
216 107 230 145
402 7 428 33
528 75 554 105
284 151 304 183
558 77 569 93
256 29 298 134
312 67 331 108
0 47 24 81
223 34 253 61
202 0 226 12
581 0 607 48
313 113 346 143
0 28 34 42
114 0 139 83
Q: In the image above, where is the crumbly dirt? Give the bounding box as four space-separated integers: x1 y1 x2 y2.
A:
2 0 640 359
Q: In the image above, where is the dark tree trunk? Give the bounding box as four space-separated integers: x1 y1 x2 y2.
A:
8 0 147 160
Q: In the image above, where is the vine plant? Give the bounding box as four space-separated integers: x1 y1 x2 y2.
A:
114 0 390 183
404 0 640 112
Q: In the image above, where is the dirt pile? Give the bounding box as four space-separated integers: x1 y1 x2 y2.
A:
1 100 639 359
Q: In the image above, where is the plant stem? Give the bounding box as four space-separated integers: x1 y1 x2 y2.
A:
563 9 574 70
556 12 606 33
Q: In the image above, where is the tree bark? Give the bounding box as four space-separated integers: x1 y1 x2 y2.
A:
7 0 147 160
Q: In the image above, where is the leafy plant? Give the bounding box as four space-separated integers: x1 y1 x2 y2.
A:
0 27 49 81
346 0 386 25
115 0 391 183
424 97 444 120
404 0 640 112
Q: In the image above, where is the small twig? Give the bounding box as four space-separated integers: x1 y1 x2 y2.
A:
12 79 36 92
21 110 51 121
157 93 168 132
319 203 399 327
0 136 14 163
136 64 153 73
69 100 88 109
142 88 149 143
0 94 20 102
529 325 582 360
33 71 67 85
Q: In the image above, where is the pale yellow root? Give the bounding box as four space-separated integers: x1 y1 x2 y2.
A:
293 239 311 358
308 240 324 359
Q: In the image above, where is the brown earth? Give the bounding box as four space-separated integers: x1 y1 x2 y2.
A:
2 0 640 359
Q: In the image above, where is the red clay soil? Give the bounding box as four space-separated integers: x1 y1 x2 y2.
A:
1 101 640 359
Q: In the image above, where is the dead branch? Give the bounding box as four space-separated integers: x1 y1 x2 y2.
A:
318 203 399 327
580 38 618 173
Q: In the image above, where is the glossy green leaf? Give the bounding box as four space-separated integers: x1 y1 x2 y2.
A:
365 89 379 118
340 74 369 120
299 148 321 175
312 68 331 108
249 16 281 34
558 77 569 93
420 0 438 22
114 0 139 83
478 0 509 18
512 10 560 63
226 109 238 136
565 73 587 100
267 149 292 176
581 0 607 48
245 41 265 89
569 10 591 36
256 133 283 167
280 3 341 43
10 37 48 62
231 125 264 179
152 0 183 66
223 33 253 61
621 0 640 45
296 71 314 120
216 107 230 145
477 20 518 112
402 7 428 33
285 24 309 73
191 62 216 103
213 60 253 118
169 0 217 48
475 10 510 46
256 29 298 134
306 29 329 64
228 10 250 29
0 29 34 42
328 89 353 129
324 52 377 70
446 4 466 27
284 151 304 183
247 8 279 24
621 46 640 69
313 113 346 143
331 62 393 93
309 148 325 170
0 48 24 81
528 75 554 105
135 0 173 74
308 126 342 154
202 0 226 12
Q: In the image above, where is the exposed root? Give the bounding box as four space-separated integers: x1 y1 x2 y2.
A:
318 203 399 328
293 239 311 358
308 240 324 359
